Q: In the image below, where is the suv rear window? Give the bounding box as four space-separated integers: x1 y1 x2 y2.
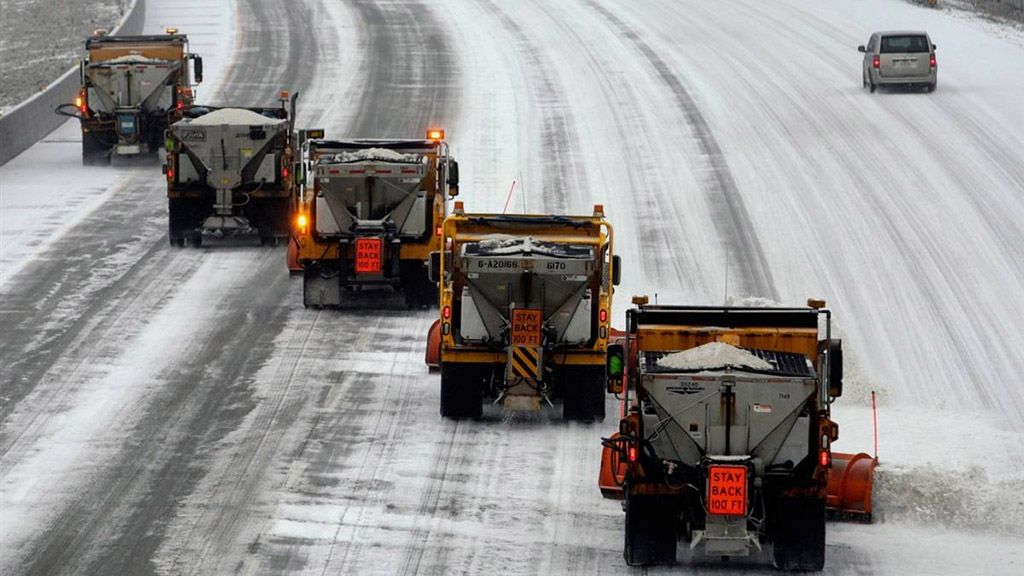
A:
880 35 930 54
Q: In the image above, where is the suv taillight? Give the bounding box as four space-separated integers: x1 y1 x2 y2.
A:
873 55 880 69
930 54 936 69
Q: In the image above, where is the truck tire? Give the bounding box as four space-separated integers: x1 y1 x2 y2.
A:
440 363 482 419
562 366 606 423
772 496 826 571
624 492 678 566
82 130 109 165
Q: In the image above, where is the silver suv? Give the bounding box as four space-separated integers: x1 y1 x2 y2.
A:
859 31 937 93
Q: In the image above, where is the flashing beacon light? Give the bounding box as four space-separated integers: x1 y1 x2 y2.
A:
426 128 445 141
296 213 309 235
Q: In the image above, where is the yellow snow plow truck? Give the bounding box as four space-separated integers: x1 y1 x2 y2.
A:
598 299 876 570
292 129 458 308
57 29 202 164
426 202 620 421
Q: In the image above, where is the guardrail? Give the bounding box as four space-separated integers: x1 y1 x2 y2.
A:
0 0 146 166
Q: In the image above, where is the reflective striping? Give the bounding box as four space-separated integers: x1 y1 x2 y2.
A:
510 346 541 379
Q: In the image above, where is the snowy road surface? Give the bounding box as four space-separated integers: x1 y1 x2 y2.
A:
2 0 1023 574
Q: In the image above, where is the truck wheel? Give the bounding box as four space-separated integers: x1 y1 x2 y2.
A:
440 363 482 419
772 496 826 571
562 366 606 422
624 492 678 566
82 130 109 165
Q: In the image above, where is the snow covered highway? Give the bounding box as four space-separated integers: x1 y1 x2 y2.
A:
2 0 1024 574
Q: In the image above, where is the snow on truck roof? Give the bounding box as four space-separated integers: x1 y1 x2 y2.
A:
657 342 773 371
98 54 175 64
467 235 593 258
318 148 422 164
183 108 287 126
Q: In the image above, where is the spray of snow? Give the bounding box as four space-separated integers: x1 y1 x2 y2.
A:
874 463 1024 536
657 341 773 371
184 108 286 126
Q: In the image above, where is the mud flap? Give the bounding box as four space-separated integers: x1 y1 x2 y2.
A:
624 492 678 566
303 265 340 307
772 496 825 571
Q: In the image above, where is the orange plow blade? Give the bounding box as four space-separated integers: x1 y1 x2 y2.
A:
598 433 626 499
424 319 442 368
287 238 302 275
827 452 878 521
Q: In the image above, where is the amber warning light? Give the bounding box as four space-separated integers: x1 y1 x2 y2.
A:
296 214 308 235
426 128 445 141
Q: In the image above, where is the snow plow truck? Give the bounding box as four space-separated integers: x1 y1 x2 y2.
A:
599 299 876 570
57 29 202 164
426 202 620 421
163 92 297 247
291 129 458 308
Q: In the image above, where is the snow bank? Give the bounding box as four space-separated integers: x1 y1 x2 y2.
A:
185 108 286 126
657 341 773 371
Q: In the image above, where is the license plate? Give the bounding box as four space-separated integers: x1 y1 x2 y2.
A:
895 59 914 68
707 464 747 516
510 308 542 347
355 238 382 274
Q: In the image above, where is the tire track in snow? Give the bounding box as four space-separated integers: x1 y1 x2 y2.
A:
473 0 591 215
584 0 778 301
347 0 460 137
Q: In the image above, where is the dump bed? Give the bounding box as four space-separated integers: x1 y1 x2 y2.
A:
310 140 438 240
456 235 599 346
171 107 289 191
84 35 188 114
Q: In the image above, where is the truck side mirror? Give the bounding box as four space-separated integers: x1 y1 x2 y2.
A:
447 159 459 197
827 339 843 397
428 251 441 283
192 55 203 84
607 343 624 394
857 45 866 53
612 255 621 286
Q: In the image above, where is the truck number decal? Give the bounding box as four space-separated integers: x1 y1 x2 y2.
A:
707 465 747 516
510 309 542 347
355 238 383 274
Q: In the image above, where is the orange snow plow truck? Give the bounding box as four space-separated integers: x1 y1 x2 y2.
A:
599 299 876 570
291 129 458 308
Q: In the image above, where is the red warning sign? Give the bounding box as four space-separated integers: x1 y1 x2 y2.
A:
707 465 748 516
355 237 382 274
510 308 542 347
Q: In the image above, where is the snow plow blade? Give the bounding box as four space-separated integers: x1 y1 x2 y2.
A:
598 433 626 499
826 452 877 521
287 238 302 274
425 319 441 369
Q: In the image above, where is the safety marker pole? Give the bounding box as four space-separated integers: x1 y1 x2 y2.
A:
502 179 517 214
871 390 879 460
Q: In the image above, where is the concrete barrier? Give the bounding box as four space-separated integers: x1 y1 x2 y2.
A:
0 0 146 166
